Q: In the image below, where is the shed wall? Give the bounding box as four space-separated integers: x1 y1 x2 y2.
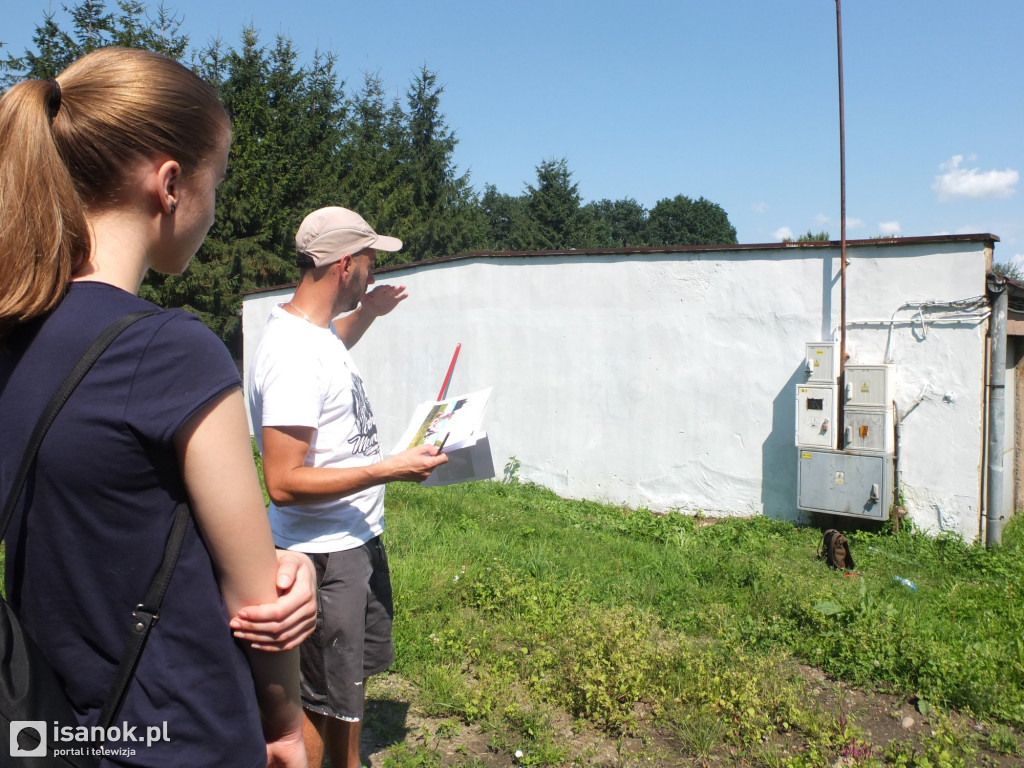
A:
242 240 995 540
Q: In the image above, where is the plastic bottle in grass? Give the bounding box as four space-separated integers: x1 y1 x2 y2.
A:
893 576 917 590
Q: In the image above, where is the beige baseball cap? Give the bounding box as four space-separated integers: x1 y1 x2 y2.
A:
295 206 402 268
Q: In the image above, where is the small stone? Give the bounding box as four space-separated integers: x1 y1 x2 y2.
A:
901 716 915 729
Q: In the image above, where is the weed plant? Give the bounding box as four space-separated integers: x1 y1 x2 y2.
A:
382 480 1023 765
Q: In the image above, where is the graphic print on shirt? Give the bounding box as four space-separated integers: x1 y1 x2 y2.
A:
348 372 379 456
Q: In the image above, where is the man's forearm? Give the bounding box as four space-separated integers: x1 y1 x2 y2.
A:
332 307 375 349
266 462 388 506
332 284 409 348
264 444 448 507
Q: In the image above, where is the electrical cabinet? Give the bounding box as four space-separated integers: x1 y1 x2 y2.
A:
797 448 893 520
804 342 838 384
795 384 836 448
841 364 894 452
843 405 894 453
796 348 897 519
844 364 894 408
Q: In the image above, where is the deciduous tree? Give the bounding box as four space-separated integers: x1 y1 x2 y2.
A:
585 198 649 247
645 194 737 246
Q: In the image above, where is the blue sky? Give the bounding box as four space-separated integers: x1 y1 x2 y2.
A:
4 1 1022 264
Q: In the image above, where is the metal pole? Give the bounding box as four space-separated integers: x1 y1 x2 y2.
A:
836 0 848 443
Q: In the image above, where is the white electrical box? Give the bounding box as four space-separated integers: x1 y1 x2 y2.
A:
795 384 837 448
844 364 894 408
797 448 893 520
843 405 894 453
804 342 839 383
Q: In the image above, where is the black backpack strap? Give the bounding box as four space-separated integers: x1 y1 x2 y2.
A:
818 529 837 560
96 501 190 731
0 310 159 539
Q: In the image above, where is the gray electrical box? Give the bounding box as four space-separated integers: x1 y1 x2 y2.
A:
797 448 893 520
844 364 894 407
795 384 837 448
804 342 839 383
843 405 894 453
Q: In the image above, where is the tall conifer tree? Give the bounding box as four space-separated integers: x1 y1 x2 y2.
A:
401 66 483 262
337 71 410 264
480 186 536 252
526 158 600 250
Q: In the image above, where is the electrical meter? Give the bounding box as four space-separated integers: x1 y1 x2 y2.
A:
796 384 837 448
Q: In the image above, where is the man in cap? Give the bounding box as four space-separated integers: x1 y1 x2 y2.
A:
248 207 448 768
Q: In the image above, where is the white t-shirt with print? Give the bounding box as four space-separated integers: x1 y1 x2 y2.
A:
248 305 384 552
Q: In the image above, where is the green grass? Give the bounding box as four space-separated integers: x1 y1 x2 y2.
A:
379 479 1024 765
11 450 1017 766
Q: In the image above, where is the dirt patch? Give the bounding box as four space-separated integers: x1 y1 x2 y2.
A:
361 674 663 767
359 667 1022 767
361 673 505 766
794 664 1022 768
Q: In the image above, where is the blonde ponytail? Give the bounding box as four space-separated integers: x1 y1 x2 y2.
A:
0 48 228 339
0 78 86 338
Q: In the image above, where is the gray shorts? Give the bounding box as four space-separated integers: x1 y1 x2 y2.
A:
297 537 395 721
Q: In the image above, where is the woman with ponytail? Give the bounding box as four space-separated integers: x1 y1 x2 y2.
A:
0 48 310 767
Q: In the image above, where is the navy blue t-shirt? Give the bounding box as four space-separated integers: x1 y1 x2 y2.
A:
0 282 265 767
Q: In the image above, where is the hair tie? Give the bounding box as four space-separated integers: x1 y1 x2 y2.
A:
46 77 62 122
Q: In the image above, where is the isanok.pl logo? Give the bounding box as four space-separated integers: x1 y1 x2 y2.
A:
9 720 169 759
9 721 47 758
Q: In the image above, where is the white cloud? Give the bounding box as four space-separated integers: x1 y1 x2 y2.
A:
879 221 902 235
752 201 768 214
933 155 1019 201
814 213 831 225
773 226 793 241
845 217 864 230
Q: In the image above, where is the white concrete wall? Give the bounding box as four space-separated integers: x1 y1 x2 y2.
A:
242 238 996 540
837 241 991 538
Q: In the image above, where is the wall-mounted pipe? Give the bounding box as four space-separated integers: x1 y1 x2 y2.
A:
893 401 902 534
986 275 1008 547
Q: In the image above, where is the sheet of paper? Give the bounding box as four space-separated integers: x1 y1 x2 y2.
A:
391 387 491 454
422 434 495 486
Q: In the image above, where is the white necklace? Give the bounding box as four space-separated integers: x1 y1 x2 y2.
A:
286 302 314 324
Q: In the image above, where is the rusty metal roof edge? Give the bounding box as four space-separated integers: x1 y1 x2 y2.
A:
241 233 1000 297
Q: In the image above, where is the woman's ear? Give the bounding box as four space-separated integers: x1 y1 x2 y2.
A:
156 159 182 215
